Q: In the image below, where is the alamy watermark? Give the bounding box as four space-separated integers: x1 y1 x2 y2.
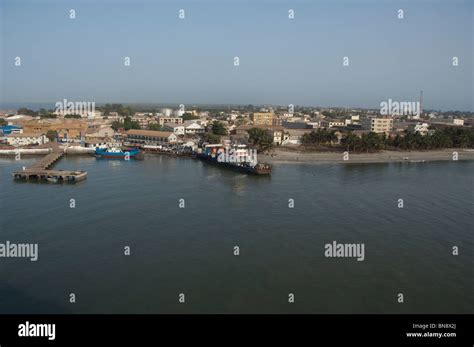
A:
54 98 95 117
380 99 420 117
324 241 365 261
217 148 258 165
0 241 38 261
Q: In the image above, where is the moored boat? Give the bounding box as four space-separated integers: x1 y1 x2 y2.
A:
196 144 272 175
95 147 141 159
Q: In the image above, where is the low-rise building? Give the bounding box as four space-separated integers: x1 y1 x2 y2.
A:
157 117 183 127
84 138 110 149
125 129 177 145
283 129 313 145
234 125 286 145
163 123 185 136
328 120 346 128
6 133 49 146
22 119 88 140
265 126 286 145
414 122 430 136
86 124 116 138
183 121 205 135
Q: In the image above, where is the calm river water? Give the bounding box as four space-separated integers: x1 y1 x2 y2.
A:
0 155 472 313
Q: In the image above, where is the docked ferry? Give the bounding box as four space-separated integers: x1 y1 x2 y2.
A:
196 144 272 175
95 146 141 159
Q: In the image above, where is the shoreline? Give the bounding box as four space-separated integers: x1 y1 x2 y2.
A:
259 148 474 165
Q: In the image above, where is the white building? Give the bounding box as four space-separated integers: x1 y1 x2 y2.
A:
173 109 185 117
351 115 360 124
161 108 173 117
328 120 346 128
163 123 185 136
282 129 313 145
6 133 49 146
453 119 464 126
183 121 205 134
414 122 430 136
84 138 110 149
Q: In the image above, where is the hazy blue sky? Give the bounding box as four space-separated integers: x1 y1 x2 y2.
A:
1 0 472 110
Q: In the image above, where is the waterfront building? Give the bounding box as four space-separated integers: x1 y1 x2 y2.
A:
6 133 49 146
265 126 286 145
86 123 116 138
183 121 205 135
23 119 87 139
125 129 177 145
5 115 34 126
283 129 314 145
22 119 88 140
163 123 185 136
84 138 110 149
235 125 287 145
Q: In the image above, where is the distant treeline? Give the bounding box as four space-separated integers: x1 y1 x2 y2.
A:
98 104 134 117
111 116 140 130
302 128 474 152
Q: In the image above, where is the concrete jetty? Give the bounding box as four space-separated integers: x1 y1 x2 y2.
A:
12 144 87 183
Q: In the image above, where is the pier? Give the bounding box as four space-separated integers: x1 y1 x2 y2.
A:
12 144 87 183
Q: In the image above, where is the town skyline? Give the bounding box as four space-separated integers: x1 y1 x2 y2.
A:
1 99 473 115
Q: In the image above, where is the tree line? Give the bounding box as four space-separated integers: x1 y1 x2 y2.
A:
302 128 474 152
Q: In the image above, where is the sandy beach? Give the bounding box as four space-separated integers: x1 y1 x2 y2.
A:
259 148 474 165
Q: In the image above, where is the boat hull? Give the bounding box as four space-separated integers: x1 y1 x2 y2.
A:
196 154 271 175
95 148 140 159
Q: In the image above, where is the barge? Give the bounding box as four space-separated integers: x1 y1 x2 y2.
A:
196 144 272 175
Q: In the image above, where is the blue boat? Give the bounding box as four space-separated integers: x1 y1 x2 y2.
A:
95 147 141 159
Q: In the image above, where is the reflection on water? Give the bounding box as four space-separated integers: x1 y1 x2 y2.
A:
0 156 472 314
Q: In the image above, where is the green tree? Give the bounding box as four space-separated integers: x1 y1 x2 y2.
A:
211 121 228 135
111 116 140 130
182 113 199 121
301 129 337 146
17 107 37 116
340 133 362 152
247 128 274 151
204 133 221 144
148 124 163 131
46 130 58 142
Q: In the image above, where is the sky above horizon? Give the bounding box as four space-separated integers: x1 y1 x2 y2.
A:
0 0 472 111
